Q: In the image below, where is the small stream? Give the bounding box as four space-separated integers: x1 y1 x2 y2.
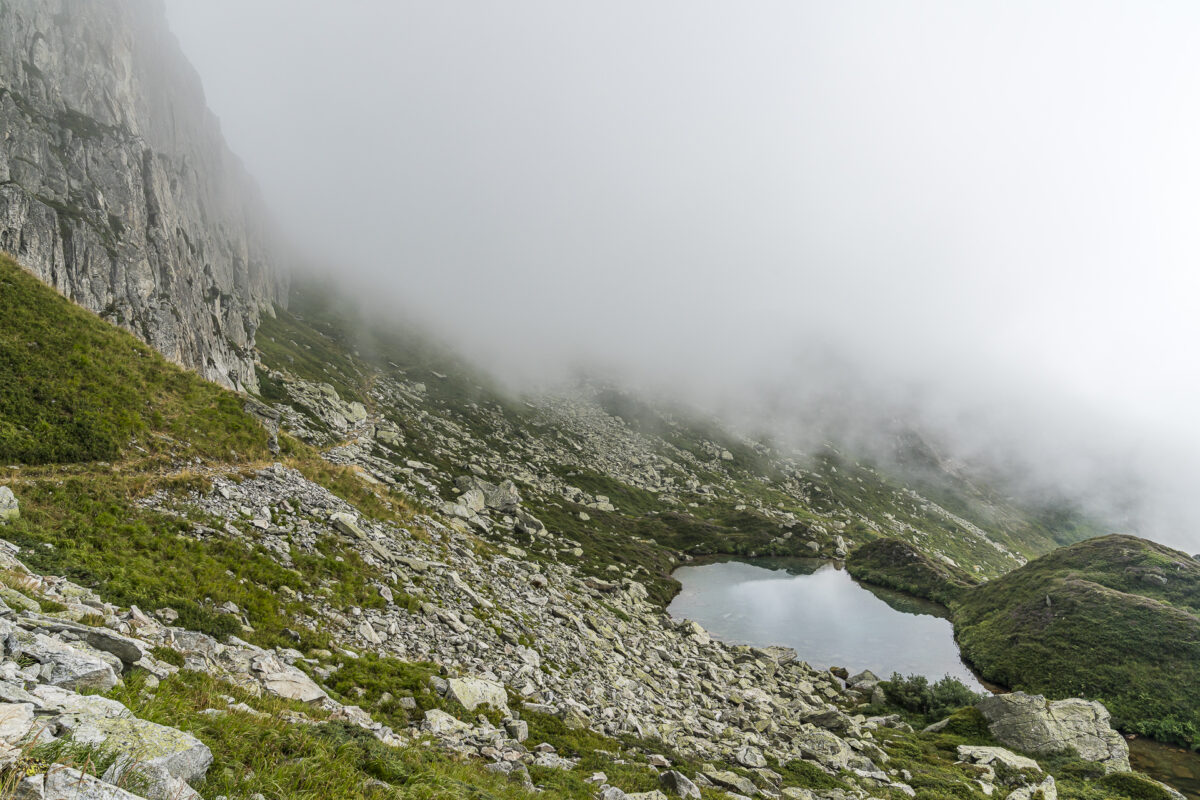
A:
668 557 1200 798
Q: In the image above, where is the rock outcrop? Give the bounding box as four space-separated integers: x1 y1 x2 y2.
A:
0 0 285 390
976 692 1131 772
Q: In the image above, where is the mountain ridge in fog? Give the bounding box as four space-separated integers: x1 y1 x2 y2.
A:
166 1 1200 552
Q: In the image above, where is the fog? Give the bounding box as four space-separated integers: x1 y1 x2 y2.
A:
164 1 1200 550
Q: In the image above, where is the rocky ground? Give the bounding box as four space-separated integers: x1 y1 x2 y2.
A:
0 457 1177 800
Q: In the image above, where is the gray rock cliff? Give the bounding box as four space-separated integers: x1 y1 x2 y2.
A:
0 0 285 390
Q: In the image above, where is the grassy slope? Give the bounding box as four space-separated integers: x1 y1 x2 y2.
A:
953 534 1200 749
0 255 402 650
0 253 269 464
846 537 983 607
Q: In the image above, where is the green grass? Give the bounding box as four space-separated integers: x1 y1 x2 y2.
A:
323 653 448 729
0 253 271 464
846 537 982 607
103 670 559 800
1 474 385 652
952 534 1200 749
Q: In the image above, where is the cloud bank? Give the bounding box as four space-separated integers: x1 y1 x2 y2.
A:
164 1 1200 550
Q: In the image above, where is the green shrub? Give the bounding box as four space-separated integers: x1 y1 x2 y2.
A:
881 673 983 724
1096 772 1177 800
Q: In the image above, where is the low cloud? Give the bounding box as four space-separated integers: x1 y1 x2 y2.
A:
165 1 1200 552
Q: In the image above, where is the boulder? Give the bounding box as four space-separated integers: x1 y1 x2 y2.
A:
446 677 509 714
6 632 119 691
847 669 879 687
423 709 470 735
659 770 701 798
0 702 35 742
65 715 212 785
1005 775 1057 800
956 745 1042 773
102 757 203 800
15 765 151 799
533 752 576 770
250 651 327 703
484 480 521 513
0 487 17 523
976 692 1130 772
19 617 149 666
734 744 767 768
793 726 855 771
800 707 861 736
330 512 367 539
32 685 131 719
701 766 757 795
260 667 327 703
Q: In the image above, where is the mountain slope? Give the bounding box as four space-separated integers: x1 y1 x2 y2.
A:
0 257 1181 800
953 534 1200 749
250 281 1104 606
0 252 269 464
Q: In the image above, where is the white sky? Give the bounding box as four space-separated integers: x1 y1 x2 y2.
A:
164 1 1200 549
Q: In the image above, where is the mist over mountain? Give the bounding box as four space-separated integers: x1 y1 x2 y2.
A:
163 1 1200 551
4 5 1200 796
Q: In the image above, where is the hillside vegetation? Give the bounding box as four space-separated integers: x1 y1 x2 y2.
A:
846 537 983 606
0 253 270 464
849 534 1200 750
250 280 1104 606
953 535 1200 749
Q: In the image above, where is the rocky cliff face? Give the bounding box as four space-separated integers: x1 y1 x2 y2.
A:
0 0 284 390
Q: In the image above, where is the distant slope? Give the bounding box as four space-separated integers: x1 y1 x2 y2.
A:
846 537 982 606
953 534 1200 748
250 280 1103 604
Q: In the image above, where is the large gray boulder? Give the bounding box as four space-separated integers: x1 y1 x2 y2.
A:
446 677 510 715
19 616 149 667
247 650 327 703
956 745 1042 773
700 765 757 796
659 770 701 799
793 725 856 771
0 702 35 742
976 692 1130 772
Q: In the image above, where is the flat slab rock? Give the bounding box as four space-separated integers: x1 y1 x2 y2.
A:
5 629 119 692
957 744 1043 772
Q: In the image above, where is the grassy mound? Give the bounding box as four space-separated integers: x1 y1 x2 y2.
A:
0 253 269 464
953 534 1200 748
846 537 982 607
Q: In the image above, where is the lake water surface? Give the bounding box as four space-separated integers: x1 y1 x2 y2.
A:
669 557 1200 799
668 557 985 690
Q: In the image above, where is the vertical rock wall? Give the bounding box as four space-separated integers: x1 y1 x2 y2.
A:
0 0 285 390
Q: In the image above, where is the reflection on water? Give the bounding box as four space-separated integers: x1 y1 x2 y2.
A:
668 558 984 690
1131 738 1200 800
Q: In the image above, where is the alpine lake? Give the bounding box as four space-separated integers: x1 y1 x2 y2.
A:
667 557 1200 799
